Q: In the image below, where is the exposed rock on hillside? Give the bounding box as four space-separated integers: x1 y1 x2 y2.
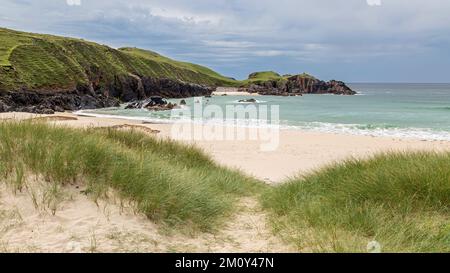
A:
0 76 213 114
241 74 356 95
0 90 120 114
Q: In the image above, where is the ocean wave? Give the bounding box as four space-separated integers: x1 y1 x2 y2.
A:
75 110 450 142
435 106 450 111
283 121 450 141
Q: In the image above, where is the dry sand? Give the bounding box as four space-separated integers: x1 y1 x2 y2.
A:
1 111 450 252
0 181 291 253
212 87 259 96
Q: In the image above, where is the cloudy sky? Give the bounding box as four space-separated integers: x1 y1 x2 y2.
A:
1 0 449 82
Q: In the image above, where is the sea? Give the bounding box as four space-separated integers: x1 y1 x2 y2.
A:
78 83 450 141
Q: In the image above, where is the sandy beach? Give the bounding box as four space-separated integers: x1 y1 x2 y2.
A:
2 111 450 183
212 87 259 96
1 111 450 253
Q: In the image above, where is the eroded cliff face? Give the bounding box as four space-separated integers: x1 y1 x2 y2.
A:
241 75 356 96
0 74 214 114
0 91 120 114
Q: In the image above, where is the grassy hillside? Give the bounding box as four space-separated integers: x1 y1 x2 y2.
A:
0 121 262 230
0 27 333 94
263 152 450 252
0 27 238 93
119 47 237 86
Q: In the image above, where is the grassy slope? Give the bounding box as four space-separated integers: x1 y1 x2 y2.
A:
0 27 238 93
263 152 450 252
119 47 237 86
0 121 263 230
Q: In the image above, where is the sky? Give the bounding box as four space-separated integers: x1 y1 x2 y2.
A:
1 0 450 82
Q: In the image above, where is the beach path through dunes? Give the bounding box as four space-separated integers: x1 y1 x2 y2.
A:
0 182 293 253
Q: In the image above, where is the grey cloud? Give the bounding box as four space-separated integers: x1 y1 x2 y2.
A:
0 0 449 81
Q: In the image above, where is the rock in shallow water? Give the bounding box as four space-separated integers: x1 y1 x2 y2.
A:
238 98 257 103
125 96 179 111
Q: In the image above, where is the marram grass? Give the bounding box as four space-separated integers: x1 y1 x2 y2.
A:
0 121 263 230
263 152 450 252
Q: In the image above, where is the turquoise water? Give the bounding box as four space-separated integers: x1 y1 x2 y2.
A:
79 83 450 141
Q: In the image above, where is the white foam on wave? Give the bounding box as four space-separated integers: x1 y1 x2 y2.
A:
75 110 450 142
282 121 450 141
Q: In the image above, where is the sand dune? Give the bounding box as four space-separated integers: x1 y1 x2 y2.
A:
0 179 292 253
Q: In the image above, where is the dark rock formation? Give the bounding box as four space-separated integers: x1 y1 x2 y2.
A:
238 98 257 103
125 96 179 112
0 90 120 114
0 76 214 114
102 76 214 102
145 102 178 112
240 75 356 96
140 78 214 99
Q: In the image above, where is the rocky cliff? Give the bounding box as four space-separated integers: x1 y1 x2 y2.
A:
0 76 213 114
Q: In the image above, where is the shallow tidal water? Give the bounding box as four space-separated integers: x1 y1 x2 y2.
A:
80 83 450 141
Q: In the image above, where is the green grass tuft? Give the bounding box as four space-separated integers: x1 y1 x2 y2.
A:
263 152 450 252
0 121 263 230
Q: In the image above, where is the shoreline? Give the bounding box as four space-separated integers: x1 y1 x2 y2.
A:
2 111 450 183
75 109 450 142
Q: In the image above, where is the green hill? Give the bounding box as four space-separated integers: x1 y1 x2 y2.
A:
242 71 316 86
248 71 281 80
0 27 237 93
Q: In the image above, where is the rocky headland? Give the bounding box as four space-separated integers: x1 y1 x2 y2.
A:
239 73 356 96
